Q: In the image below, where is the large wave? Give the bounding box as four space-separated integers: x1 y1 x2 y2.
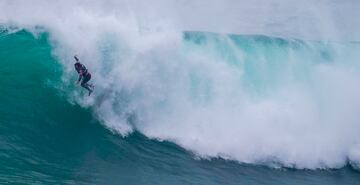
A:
1 0 360 169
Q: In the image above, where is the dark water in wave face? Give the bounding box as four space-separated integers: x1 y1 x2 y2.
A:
0 30 360 185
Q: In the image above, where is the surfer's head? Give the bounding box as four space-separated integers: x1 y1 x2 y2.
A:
74 62 81 69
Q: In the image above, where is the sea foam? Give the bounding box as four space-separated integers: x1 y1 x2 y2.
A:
1 0 360 169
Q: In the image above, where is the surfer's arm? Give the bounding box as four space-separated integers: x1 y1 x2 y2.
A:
77 72 83 83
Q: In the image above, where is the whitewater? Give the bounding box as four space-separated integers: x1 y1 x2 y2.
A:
1 1 360 182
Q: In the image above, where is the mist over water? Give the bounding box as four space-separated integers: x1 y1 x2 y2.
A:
1 0 360 170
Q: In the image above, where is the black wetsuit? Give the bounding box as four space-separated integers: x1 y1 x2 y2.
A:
75 62 93 94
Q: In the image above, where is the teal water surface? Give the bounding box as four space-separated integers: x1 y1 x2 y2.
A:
0 30 359 185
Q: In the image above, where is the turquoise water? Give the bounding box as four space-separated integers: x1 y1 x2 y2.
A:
1 30 360 184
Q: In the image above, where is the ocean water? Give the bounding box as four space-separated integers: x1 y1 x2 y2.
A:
1 1 360 184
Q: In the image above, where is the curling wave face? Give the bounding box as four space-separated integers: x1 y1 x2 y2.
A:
1 0 360 170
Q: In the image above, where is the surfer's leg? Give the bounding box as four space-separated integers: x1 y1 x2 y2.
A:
81 74 93 95
81 83 93 96
81 82 92 91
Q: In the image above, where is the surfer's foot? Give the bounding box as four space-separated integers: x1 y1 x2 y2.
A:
88 90 93 96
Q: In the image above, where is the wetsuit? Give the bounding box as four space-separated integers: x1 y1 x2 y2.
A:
75 62 93 94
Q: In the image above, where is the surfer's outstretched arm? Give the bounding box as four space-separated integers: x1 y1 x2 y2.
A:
74 55 79 62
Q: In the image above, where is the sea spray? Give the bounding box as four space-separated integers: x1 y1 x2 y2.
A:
2 0 360 169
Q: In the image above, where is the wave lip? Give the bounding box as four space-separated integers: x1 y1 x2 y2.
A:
3 25 360 170
82 31 360 170
2 0 360 170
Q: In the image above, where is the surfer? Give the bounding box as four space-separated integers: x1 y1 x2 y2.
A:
74 55 94 96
